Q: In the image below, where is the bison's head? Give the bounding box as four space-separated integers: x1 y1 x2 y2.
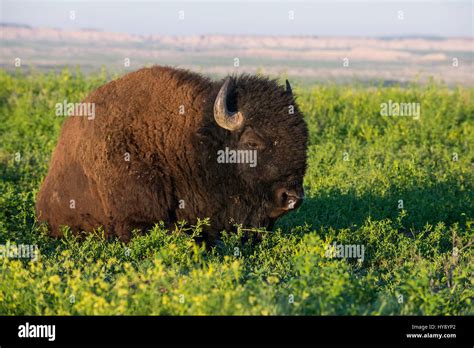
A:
211 75 308 225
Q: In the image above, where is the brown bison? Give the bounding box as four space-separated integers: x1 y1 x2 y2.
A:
36 66 308 242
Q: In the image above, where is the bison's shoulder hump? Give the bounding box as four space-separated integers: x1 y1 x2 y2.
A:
88 65 212 103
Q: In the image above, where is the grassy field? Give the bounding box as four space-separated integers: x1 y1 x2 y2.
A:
0 68 472 315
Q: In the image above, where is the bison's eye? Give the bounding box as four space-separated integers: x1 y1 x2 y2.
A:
239 127 266 151
245 141 260 149
243 139 266 151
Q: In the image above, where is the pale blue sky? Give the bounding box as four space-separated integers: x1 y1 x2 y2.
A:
1 0 472 37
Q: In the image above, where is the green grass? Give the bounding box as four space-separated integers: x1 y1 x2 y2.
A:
0 69 473 315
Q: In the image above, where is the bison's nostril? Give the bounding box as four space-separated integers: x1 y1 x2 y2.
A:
270 187 304 218
275 188 303 210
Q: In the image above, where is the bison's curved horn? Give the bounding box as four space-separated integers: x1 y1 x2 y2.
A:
214 77 244 131
285 79 293 96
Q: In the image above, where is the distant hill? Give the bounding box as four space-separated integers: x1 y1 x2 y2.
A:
1 24 472 85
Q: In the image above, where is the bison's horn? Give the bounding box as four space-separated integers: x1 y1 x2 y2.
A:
285 79 293 96
214 77 244 131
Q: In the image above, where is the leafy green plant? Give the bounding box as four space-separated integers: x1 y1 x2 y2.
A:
0 69 472 315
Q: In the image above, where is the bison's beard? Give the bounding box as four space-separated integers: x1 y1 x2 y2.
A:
198 192 278 243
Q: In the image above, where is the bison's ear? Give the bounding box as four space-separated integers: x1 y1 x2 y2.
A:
285 79 293 96
214 77 244 132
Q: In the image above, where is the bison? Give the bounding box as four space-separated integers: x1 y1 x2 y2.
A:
36 66 308 243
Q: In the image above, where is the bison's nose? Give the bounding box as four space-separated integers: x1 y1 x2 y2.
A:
275 187 304 211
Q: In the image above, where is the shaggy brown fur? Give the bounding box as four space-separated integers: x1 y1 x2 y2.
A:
36 66 308 242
